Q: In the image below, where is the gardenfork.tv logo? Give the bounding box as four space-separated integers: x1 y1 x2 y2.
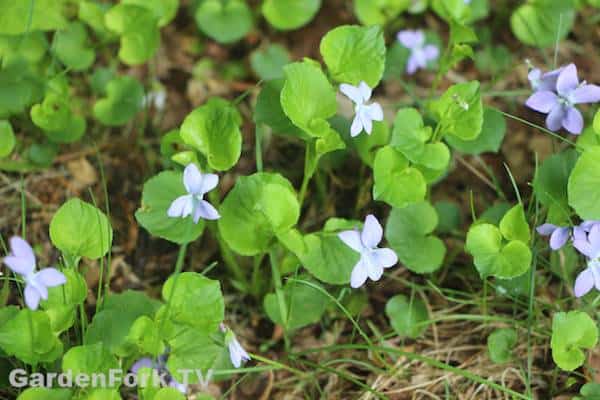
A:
9 368 212 390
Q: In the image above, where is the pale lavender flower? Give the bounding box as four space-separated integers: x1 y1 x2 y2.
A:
536 224 571 250
338 215 398 288
573 225 600 297
340 81 384 137
167 163 220 223
397 30 439 75
3 237 66 310
527 66 563 92
221 324 250 368
131 355 188 394
526 63 600 134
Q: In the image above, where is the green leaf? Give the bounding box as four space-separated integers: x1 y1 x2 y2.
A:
465 223 532 278
510 0 575 48
180 98 242 171
0 31 48 65
50 198 113 260
576 383 600 400
0 308 63 365
568 146 600 220
429 81 483 141
195 0 253 43
431 0 470 23
390 108 450 171
166 327 222 379
250 44 291 81
93 76 144 126
52 22 95 71
445 107 506 155
594 109 600 134
41 269 87 333
499 204 530 243
487 328 517 364
319 25 386 87
353 0 410 26
262 0 321 30
551 311 598 371
534 149 578 222
385 202 446 274
373 146 427 208
17 388 72 400
0 120 15 158
280 60 337 137
264 278 329 330
79 1 114 39
31 93 86 144
0 59 44 118
85 291 160 356
152 388 186 400
126 316 165 357
254 79 307 138
434 201 462 234
385 294 429 338
351 120 389 167
0 0 68 35
123 0 179 27
62 343 119 378
161 272 224 332
278 228 359 285
218 173 300 256
105 4 160 65
135 170 206 244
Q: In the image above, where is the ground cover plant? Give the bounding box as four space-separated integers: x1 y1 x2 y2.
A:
0 0 600 399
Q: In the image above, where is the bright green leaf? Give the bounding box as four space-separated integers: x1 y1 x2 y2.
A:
510 0 575 48
445 107 506 154
429 81 483 141
551 311 598 371
262 0 321 30
0 120 15 158
385 294 429 338
487 328 517 363
52 22 95 71
250 44 291 81
195 0 253 43
93 76 144 126
568 146 600 220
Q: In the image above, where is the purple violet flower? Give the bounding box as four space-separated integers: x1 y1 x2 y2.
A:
2 237 66 310
536 223 571 250
167 163 220 223
338 215 398 288
527 66 563 92
397 30 439 75
573 224 600 297
525 63 600 134
339 81 384 137
131 355 188 394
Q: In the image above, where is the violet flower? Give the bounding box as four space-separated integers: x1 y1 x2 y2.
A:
527 66 563 92
221 324 250 368
338 215 398 288
3 237 66 310
573 225 600 297
536 224 571 250
397 30 439 75
339 81 384 137
131 355 188 394
167 163 220 223
525 63 600 134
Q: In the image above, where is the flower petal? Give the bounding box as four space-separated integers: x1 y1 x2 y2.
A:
536 223 558 236
423 44 439 62
372 248 398 268
365 259 384 281
200 173 219 195
525 91 558 113
350 114 363 137
361 214 383 249
361 111 373 134
130 358 154 374
338 230 362 252
340 83 363 104
588 224 600 258
168 380 188 394
556 63 579 97
24 284 41 310
562 107 583 134
5 237 36 275
574 239 595 259
549 227 570 250
36 268 66 287
574 268 594 298
545 105 566 131
350 260 368 288
364 102 384 122
571 84 600 104
193 200 220 223
397 30 424 49
358 81 372 102
406 54 419 75
183 163 204 194
167 195 193 219
3 256 34 276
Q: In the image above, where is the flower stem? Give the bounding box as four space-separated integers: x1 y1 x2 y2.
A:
158 241 188 336
269 249 289 349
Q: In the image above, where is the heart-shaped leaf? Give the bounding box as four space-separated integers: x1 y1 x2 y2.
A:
551 311 598 371
568 146 600 220
52 22 95 71
195 0 253 43
373 146 426 208
93 76 144 126
262 0 321 30
429 81 483 141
